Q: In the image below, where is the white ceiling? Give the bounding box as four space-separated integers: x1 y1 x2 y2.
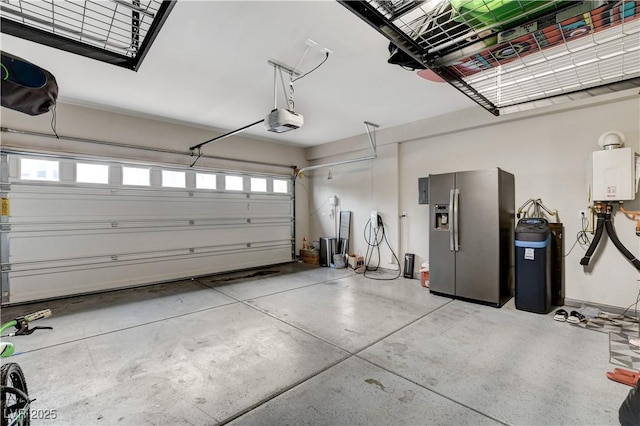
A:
0 0 478 147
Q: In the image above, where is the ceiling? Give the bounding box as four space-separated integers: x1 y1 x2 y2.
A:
0 0 477 148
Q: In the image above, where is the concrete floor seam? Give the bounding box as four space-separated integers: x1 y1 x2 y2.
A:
194 277 456 366
349 298 456 356
353 354 511 426
191 274 368 356
217 353 355 425
212 293 462 423
237 298 351 354
10 299 241 355
192 270 357 302
216 300 459 425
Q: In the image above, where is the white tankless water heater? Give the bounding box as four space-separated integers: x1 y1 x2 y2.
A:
592 131 636 202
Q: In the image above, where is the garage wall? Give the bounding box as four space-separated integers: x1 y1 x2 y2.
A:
307 90 640 309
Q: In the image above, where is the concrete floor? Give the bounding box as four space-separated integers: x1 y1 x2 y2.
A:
0 262 630 425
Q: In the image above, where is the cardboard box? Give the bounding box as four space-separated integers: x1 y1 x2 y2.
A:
300 249 319 265
348 254 364 269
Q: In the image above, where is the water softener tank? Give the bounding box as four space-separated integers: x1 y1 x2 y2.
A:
515 218 552 314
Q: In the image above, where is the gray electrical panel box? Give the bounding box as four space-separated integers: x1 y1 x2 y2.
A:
418 177 429 204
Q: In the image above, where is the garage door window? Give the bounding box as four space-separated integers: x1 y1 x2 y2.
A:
273 179 288 193
162 170 185 188
251 177 267 192
122 166 150 186
196 173 216 189
225 175 243 191
20 158 59 181
77 163 109 184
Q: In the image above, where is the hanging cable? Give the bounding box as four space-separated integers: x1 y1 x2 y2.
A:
286 44 312 110
50 102 59 139
564 213 594 258
358 214 401 280
292 52 330 83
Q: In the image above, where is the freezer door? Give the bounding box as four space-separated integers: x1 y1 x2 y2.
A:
428 173 456 297
454 169 501 304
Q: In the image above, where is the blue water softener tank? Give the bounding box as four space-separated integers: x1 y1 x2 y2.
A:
515 218 552 314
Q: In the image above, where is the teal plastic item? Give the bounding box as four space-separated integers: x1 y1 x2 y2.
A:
450 0 565 30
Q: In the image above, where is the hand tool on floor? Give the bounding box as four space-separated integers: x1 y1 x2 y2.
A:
607 368 640 386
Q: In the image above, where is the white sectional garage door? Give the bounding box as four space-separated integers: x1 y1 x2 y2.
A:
0 151 294 304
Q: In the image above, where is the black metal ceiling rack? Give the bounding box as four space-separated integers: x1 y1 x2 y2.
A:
339 0 640 115
0 0 176 71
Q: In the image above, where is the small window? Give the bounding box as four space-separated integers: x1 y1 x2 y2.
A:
162 170 186 188
122 166 150 186
20 158 59 181
77 163 109 184
225 175 243 191
273 179 288 193
251 177 267 192
196 173 216 189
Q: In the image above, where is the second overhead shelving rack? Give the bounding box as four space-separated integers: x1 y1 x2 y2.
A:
339 0 640 115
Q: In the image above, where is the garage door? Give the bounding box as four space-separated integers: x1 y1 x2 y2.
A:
0 150 294 304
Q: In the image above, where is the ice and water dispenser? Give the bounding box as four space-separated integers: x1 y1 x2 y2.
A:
434 204 449 230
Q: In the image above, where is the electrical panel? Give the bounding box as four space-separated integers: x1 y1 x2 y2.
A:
592 147 635 201
418 177 429 204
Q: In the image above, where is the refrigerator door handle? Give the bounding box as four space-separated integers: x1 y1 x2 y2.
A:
453 188 460 251
449 189 455 251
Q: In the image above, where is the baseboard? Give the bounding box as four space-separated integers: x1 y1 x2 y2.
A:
564 297 639 317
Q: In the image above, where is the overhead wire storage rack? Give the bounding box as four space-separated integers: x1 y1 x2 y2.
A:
339 0 640 115
0 0 175 70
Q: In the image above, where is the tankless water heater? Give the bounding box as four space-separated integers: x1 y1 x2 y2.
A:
592 147 635 202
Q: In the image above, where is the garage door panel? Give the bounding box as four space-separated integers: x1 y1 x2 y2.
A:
9 224 292 261
7 245 292 303
8 194 274 220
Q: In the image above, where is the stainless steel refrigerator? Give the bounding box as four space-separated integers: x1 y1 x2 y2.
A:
428 168 515 307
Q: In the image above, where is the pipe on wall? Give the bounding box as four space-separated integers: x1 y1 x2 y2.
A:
296 121 379 177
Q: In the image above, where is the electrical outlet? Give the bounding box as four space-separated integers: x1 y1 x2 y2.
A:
578 210 587 222
389 254 395 264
